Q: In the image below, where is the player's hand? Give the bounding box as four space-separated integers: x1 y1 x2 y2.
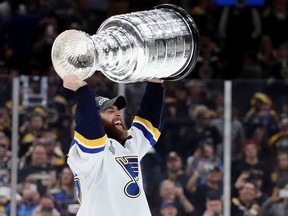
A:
63 75 87 91
149 78 164 83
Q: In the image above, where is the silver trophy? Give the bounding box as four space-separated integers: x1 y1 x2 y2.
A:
51 4 199 83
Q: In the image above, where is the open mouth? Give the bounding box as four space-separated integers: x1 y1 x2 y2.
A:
114 120 122 128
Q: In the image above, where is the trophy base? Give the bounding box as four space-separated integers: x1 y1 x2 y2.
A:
154 4 200 81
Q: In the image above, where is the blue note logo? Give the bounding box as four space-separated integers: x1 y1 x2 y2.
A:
116 156 140 198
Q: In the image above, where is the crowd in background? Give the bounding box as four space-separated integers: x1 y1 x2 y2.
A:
0 0 288 215
0 0 287 79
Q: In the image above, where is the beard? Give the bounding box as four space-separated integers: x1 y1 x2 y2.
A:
101 118 128 144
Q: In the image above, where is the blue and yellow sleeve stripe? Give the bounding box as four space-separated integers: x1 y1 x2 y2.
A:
131 116 161 146
71 131 108 154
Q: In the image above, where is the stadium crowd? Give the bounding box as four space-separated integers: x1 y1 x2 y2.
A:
0 0 288 215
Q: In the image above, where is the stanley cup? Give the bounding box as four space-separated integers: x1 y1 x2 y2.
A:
51 4 200 83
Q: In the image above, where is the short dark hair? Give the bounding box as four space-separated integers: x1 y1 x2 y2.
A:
206 191 221 201
242 179 258 190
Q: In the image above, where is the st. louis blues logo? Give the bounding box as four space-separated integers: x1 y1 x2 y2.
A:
116 156 140 198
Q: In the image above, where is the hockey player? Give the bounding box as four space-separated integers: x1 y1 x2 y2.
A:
62 75 165 215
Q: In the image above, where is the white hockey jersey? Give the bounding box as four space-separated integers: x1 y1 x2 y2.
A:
67 83 165 216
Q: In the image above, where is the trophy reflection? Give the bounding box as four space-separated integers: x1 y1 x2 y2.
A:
51 4 200 83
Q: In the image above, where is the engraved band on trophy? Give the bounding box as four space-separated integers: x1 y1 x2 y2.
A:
51 4 200 83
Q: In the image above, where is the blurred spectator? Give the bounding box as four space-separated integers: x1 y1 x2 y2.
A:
243 92 278 137
268 43 288 80
4 87 27 130
231 107 246 162
33 13 59 74
0 75 12 106
40 130 65 170
262 0 288 47
265 81 288 117
19 130 65 172
212 103 245 161
250 127 271 162
0 186 8 215
234 170 269 206
181 105 222 160
150 151 190 213
202 191 223 216
50 166 77 215
190 164 223 215
141 148 163 210
32 195 60 216
163 82 190 119
261 185 288 216
186 138 223 188
185 81 209 110
0 186 21 215
157 179 194 216
187 36 222 79
256 35 276 77
231 180 260 216
47 96 74 154
271 151 288 188
209 91 225 158
0 133 11 186
268 113 288 156
218 0 262 79
237 51 263 79
0 191 7 215
232 139 273 195
170 85 190 118
161 151 189 185
0 106 11 138
46 78 69 125
209 91 224 121
55 113 73 155
161 82 191 155
19 112 46 157
187 0 219 39
159 200 178 216
5 182 40 216
18 144 57 196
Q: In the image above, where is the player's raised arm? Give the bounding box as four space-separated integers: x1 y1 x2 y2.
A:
63 75 107 155
131 79 165 146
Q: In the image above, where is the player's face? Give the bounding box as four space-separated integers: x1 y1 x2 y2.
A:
100 106 128 143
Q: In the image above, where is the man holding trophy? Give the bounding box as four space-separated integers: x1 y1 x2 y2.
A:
51 4 199 215
63 74 164 215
